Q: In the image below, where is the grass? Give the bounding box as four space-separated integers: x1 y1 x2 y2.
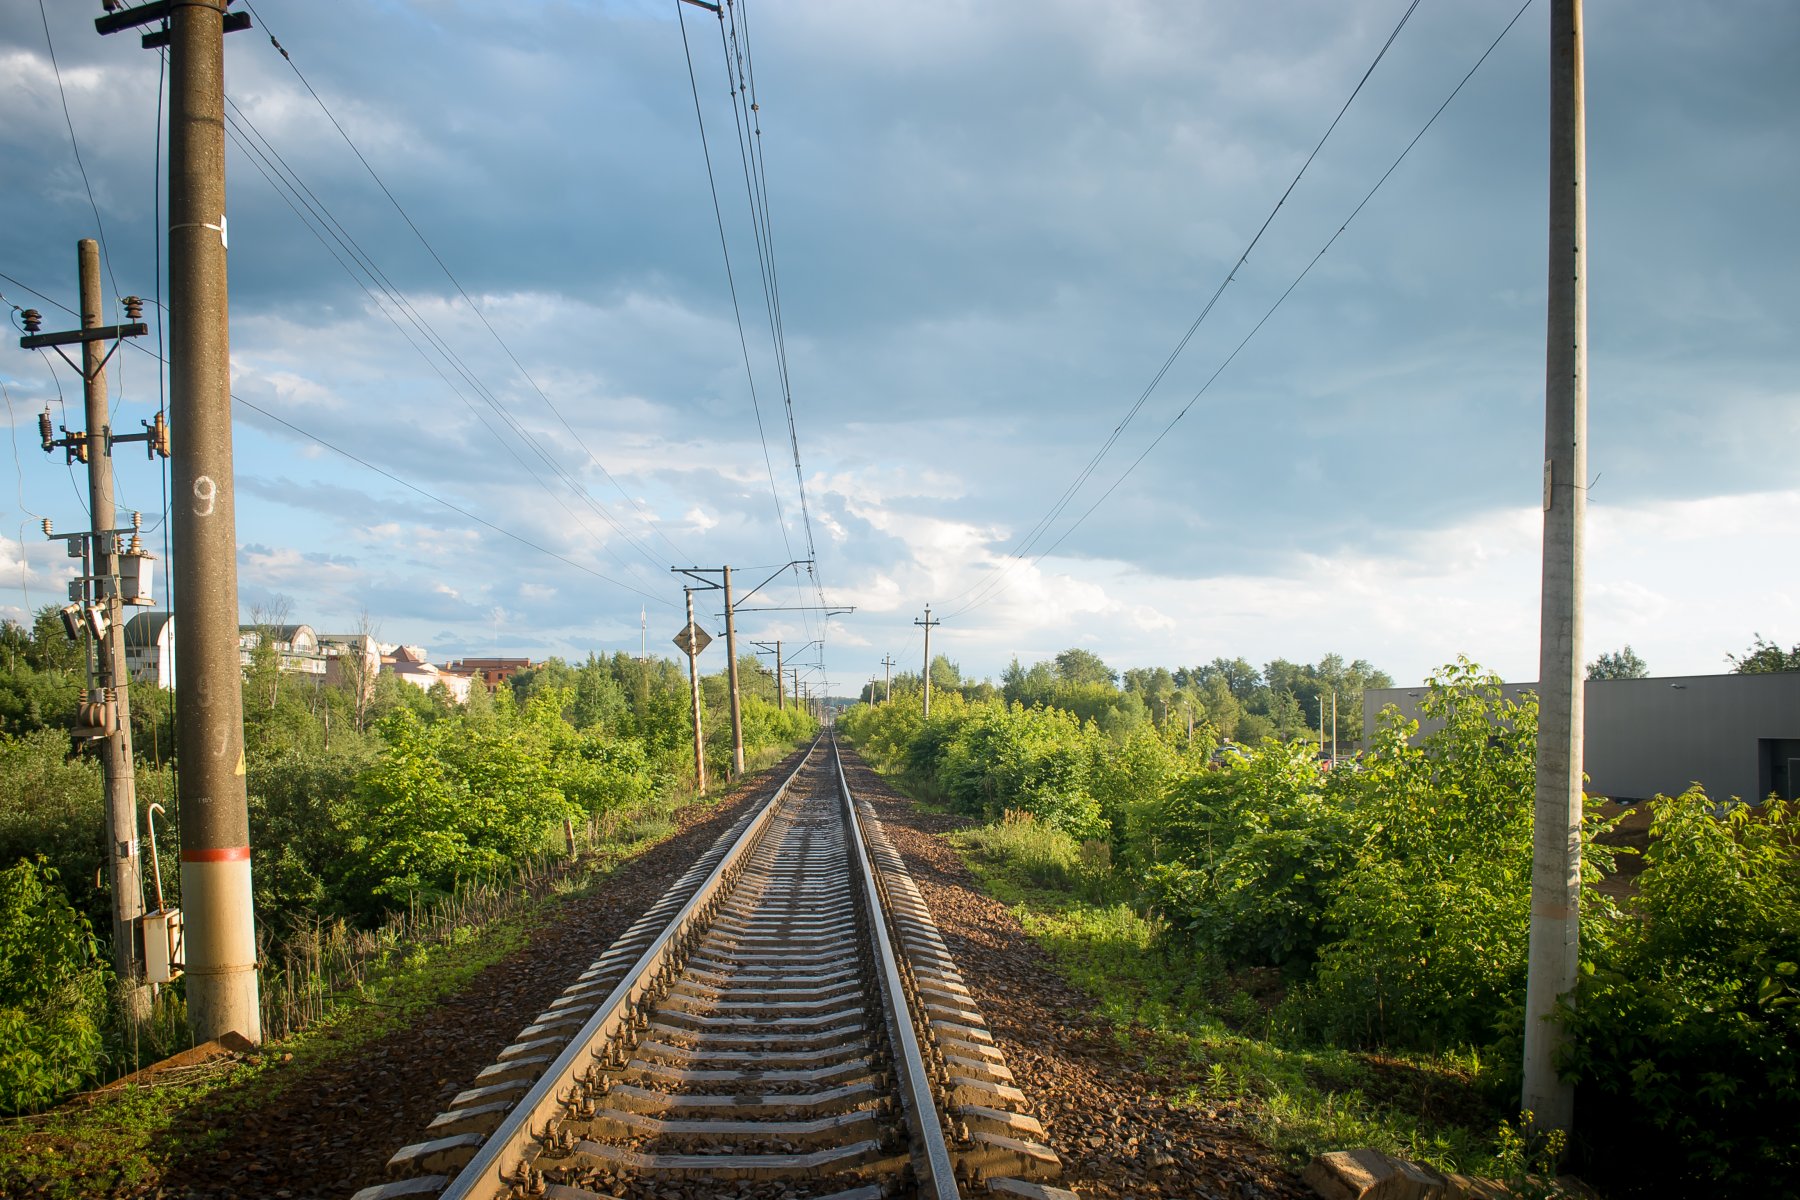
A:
0 777 737 1200
949 819 1512 1181
0 901 534 1199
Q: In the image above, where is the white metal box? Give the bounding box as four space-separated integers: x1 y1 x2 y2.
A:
139 908 183 984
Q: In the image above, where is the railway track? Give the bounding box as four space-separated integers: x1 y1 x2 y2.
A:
356 733 1075 1200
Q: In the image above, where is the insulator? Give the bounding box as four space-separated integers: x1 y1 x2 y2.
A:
39 409 54 452
122 295 144 320
21 309 41 334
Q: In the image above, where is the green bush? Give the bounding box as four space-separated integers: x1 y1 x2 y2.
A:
1558 790 1799 1195
1281 662 1554 1049
1144 739 1355 971
0 731 107 930
0 858 109 1113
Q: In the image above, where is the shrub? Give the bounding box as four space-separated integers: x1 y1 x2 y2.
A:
0 858 109 1112
1280 662 1559 1049
1558 790 1799 1195
1144 738 1354 970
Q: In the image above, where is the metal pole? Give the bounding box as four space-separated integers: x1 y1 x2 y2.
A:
775 639 783 712
722 565 744 776
685 588 706 795
169 0 260 1045
78 239 148 1020
1523 0 1587 1133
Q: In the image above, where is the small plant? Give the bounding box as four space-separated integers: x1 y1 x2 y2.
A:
1492 1111 1568 1199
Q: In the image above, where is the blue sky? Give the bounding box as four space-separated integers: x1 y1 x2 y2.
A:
2 0 1796 695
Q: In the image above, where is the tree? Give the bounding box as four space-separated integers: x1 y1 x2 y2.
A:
928 654 963 691
245 596 294 710
1728 634 1800 674
1587 644 1649 680
1053 648 1116 687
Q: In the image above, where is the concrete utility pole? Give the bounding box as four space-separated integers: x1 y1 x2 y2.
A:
749 640 787 711
77 242 146 1019
1523 0 1587 1134
721 566 744 777
167 0 260 1045
97 0 259 1046
882 654 894 704
20 241 156 1018
914 606 940 719
684 588 706 795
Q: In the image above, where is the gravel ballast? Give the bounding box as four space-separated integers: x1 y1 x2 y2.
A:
30 742 1310 1199
840 750 1310 1200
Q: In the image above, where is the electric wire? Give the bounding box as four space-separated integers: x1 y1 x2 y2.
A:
34 0 121 308
214 98 671 592
940 0 1428 617
0 270 673 606
679 1 829 672
944 0 1535 620
238 0 692 566
676 0 796 570
715 1 828 655
216 95 667 579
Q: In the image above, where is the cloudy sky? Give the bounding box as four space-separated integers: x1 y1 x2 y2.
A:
2 0 1796 694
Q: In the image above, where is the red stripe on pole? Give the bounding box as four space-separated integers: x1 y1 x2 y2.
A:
180 846 250 862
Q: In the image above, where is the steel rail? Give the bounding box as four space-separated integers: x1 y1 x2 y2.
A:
436 732 825 1200
833 733 962 1200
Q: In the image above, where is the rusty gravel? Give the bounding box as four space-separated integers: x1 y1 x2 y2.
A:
132 752 806 1200
840 750 1311 1200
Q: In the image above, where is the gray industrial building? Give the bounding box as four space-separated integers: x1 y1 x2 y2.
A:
1362 672 1800 805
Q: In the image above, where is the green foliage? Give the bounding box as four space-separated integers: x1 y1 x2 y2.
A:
1728 633 1800 674
1145 739 1355 971
0 731 108 929
1558 790 1800 1194
955 809 1084 891
1285 661 1569 1050
0 858 109 1113
1585 644 1648 680
856 653 1799 1192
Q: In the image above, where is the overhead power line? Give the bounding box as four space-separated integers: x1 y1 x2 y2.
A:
675 0 796 569
946 0 1535 620
0 269 672 606
211 83 670 591
239 0 692 567
943 0 1428 618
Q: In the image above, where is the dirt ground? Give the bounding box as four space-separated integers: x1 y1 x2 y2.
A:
17 743 1314 1199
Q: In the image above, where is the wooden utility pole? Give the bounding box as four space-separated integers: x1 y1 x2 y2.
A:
1523 0 1587 1133
882 654 894 704
914 606 940 718
683 588 706 795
